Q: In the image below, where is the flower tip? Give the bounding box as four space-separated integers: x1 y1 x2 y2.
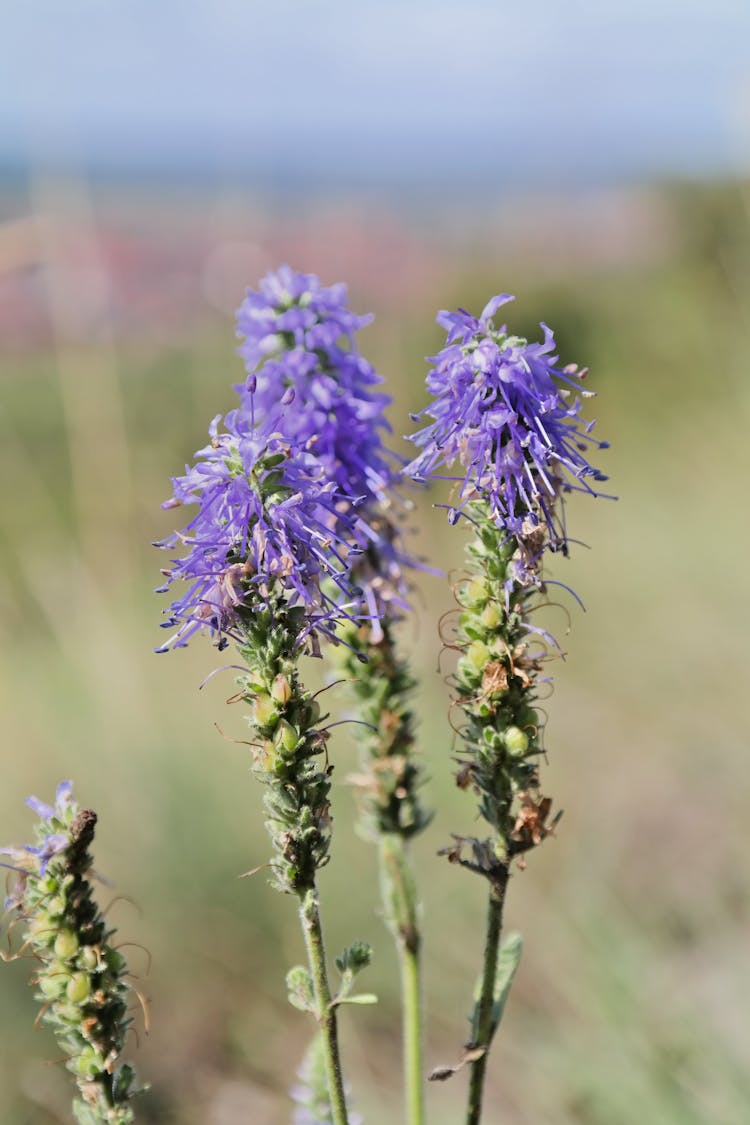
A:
24 796 55 820
55 781 73 804
480 293 515 322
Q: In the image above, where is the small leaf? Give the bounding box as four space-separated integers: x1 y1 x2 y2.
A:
335 940 372 977
336 992 378 1006
286 965 315 1013
470 931 523 1045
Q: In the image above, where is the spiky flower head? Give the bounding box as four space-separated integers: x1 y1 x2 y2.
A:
235 265 393 503
235 265 421 628
406 294 609 559
156 411 374 652
1 783 140 1124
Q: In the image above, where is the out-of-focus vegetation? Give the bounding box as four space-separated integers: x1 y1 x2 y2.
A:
1 179 749 1124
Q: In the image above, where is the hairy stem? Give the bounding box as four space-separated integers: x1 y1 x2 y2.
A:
298 886 349 1125
466 882 507 1125
380 834 424 1125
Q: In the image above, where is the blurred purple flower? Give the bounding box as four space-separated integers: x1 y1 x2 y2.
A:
156 412 374 651
406 294 610 552
1 781 73 884
236 264 373 370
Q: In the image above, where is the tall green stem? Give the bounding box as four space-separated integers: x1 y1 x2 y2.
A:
466 883 507 1125
298 886 350 1125
380 834 424 1125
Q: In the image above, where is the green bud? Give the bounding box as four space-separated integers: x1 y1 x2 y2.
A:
80 946 99 972
67 972 91 1004
494 837 508 862
456 656 481 685
274 720 299 755
46 894 66 917
39 970 67 999
251 693 278 728
39 874 58 895
482 726 504 750
464 578 488 607
270 673 292 705
480 602 503 629
504 726 529 756
54 929 79 960
466 641 491 671
74 1046 102 1078
55 1002 81 1024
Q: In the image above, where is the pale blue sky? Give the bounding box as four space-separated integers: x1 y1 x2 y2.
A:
4 0 750 188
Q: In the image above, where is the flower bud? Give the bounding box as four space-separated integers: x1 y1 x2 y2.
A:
74 1045 102 1078
39 970 67 999
46 895 66 917
464 578 488 607
54 929 79 960
480 602 502 629
274 720 299 755
67 971 91 1004
504 726 529 757
80 946 99 972
270 673 292 705
466 641 491 671
456 656 481 685
251 693 278 728
56 1002 82 1024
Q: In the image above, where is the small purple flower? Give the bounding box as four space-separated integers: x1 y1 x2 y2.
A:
236 264 373 372
156 412 374 651
1 781 74 883
406 294 610 553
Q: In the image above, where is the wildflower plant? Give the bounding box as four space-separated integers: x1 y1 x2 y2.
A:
407 294 610 1124
2 267 614 1125
156 271 422 1123
236 266 431 1123
1 783 141 1124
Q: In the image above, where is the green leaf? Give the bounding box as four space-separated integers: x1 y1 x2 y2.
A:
335 940 372 977
470 931 523 1045
286 965 315 1013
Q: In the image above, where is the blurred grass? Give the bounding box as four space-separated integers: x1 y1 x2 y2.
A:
1 180 749 1123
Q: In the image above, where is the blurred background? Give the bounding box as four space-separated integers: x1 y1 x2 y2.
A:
2 2 750 1122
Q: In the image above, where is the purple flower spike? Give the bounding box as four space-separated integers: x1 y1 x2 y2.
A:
235 265 393 505
156 412 375 651
236 264 373 372
406 295 610 551
234 266 424 627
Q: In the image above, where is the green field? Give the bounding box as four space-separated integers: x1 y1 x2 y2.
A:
1 180 749 1124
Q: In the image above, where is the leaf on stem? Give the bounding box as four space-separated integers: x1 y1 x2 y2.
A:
471 931 523 1046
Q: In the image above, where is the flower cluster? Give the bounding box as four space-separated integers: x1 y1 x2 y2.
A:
1 783 140 1124
156 412 375 652
235 266 416 621
406 294 609 562
236 265 394 504
157 267 425 653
